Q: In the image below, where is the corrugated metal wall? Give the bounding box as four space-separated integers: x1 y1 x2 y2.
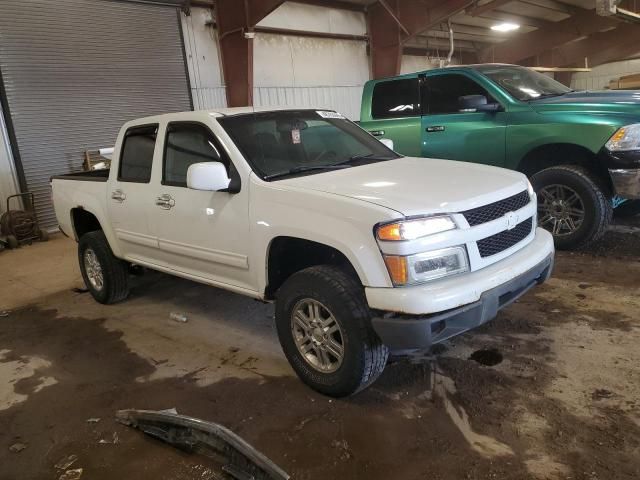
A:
572 59 640 91
0 0 192 228
0 102 19 215
181 6 368 120
181 7 227 110
253 85 363 121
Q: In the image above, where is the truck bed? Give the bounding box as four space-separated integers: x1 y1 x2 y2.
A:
50 169 109 182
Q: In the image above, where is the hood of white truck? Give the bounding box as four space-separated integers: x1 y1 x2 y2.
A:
278 157 529 217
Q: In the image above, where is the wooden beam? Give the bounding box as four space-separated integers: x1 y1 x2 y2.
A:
368 0 475 78
478 8 620 63
379 0 411 36
535 23 640 68
216 0 285 106
288 0 367 12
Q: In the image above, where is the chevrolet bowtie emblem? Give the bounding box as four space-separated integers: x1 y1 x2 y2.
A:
506 211 518 230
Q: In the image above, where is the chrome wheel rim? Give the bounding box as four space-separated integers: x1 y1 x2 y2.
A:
291 299 344 373
83 248 104 291
538 184 585 237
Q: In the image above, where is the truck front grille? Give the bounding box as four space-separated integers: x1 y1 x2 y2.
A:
477 218 533 258
462 190 530 226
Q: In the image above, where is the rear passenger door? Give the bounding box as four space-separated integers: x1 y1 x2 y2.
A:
150 121 253 291
362 77 422 157
421 72 506 166
108 124 161 265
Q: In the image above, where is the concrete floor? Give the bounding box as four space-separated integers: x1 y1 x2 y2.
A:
1 230 639 480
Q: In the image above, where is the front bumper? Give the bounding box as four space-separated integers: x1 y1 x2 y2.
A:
609 168 640 199
598 148 640 199
366 228 554 351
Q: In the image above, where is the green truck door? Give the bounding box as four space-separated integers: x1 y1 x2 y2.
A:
367 77 422 157
421 72 507 167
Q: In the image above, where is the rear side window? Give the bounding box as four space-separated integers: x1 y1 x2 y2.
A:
371 78 420 119
425 74 494 114
118 125 158 183
163 123 223 187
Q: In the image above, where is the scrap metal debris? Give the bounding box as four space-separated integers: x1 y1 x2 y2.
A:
86 417 101 424
170 312 188 323
59 468 83 480
116 409 289 480
0 310 10 317
9 442 27 453
55 454 79 470
98 432 119 444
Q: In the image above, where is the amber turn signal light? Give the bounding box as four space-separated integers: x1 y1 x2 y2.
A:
383 255 408 285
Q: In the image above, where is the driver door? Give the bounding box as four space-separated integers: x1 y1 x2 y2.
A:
149 121 253 291
421 72 507 167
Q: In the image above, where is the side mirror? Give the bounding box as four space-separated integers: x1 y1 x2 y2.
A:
458 94 503 113
187 162 231 191
380 138 394 150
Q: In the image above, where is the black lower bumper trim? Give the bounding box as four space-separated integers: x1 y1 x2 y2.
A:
371 254 554 352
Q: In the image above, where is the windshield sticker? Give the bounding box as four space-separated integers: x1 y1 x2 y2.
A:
291 128 301 144
316 110 345 119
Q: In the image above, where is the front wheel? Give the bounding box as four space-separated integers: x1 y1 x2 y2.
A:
78 231 129 304
531 165 611 250
275 265 388 397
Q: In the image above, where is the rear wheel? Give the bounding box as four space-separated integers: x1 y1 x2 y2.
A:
531 165 611 250
275 265 388 397
78 231 129 304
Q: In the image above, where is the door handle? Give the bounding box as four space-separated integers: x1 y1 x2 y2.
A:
426 126 445 132
370 130 385 137
111 190 126 202
155 194 175 210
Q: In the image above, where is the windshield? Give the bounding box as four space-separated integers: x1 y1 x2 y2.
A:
218 110 399 180
475 65 572 101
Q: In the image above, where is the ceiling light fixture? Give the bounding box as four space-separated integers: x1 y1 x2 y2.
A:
490 22 520 32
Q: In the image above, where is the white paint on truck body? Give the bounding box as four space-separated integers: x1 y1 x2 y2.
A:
52 107 554 315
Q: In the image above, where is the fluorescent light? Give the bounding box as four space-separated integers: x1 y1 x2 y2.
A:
490 22 520 32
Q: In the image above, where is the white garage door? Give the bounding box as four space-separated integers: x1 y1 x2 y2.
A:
0 0 192 228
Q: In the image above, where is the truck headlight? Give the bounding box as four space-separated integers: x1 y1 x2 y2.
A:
377 216 455 241
384 246 469 286
605 123 640 151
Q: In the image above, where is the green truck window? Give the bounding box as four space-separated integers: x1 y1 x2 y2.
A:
426 74 494 114
371 78 420 119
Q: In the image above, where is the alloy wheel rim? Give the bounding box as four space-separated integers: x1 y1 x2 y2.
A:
538 184 585 237
83 248 104 291
290 298 344 373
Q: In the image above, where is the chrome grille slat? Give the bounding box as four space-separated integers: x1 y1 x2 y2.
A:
462 190 530 227
477 218 533 258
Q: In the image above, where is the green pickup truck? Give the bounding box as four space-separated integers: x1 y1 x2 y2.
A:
359 64 640 249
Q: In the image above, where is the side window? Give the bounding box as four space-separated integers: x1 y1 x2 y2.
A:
163 123 224 187
426 74 495 114
118 125 158 183
371 78 420 119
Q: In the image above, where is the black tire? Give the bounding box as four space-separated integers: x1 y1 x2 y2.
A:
275 265 388 397
6 235 18 249
78 231 129 304
614 199 640 219
531 165 612 250
38 229 49 242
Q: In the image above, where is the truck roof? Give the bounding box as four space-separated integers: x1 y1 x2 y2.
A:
128 106 333 126
367 63 519 82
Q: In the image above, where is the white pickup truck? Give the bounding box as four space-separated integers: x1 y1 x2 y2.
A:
51 107 554 396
